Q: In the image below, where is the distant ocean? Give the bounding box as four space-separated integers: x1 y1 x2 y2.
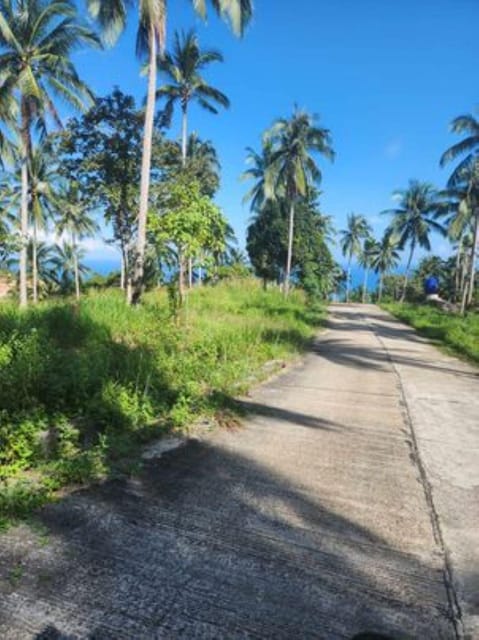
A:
85 259 386 294
85 258 121 276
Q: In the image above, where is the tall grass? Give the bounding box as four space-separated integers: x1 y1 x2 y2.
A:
383 303 479 364
0 280 324 523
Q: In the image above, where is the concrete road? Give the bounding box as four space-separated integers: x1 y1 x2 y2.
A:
0 304 477 639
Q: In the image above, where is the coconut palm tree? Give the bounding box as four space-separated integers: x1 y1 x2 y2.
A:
88 0 252 305
242 140 275 213
440 179 475 305
358 236 379 303
440 114 479 308
50 240 90 294
340 213 371 302
265 107 334 296
157 30 229 166
383 180 445 302
369 232 401 302
0 0 99 307
28 145 60 302
56 183 98 300
161 132 220 197
1 140 60 301
7 239 57 295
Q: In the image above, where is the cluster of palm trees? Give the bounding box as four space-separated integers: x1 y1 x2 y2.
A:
243 106 335 295
340 112 479 310
0 136 99 300
0 0 252 307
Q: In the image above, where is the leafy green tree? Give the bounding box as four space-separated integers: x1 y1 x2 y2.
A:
440 114 479 309
157 29 229 166
148 178 227 303
52 89 145 296
369 232 401 301
88 0 252 305
340 213 371 302
383 180 445 302
159 132 220 198
264 107 334 295
56 183 98 300
0 0 99 307
246 199 288 288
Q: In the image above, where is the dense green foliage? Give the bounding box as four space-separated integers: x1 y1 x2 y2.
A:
0 279 324 524
243 108 335 296
383 302 479 363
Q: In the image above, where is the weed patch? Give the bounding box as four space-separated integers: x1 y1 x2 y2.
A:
383 303 479 364
0 280 325 525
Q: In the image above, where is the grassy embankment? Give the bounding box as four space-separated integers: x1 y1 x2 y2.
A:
383 302 479 364
0 279 325 526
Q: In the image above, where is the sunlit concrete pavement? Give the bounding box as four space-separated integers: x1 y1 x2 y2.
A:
0 304 477 639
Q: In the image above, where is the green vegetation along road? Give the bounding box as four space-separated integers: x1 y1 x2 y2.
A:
0 304 477 638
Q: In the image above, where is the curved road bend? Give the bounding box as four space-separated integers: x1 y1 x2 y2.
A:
0 304 477 639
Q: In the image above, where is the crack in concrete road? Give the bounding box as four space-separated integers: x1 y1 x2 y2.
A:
0 304 477 639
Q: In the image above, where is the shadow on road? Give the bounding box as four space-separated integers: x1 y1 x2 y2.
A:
0 437 453 639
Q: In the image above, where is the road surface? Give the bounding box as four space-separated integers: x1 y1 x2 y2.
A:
0 304 477 639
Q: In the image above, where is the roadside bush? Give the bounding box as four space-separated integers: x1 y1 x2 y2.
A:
383 303 479 363
0 279 325 521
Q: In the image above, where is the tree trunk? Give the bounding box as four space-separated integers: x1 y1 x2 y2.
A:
400 243 415 303
378 273 384 302
181 105 188 167
178 249 185 305
460 272 469 316
73 233 80 301
362 266 368 303
454 238 462 303
32 220 38 304
466 207 479 306
131 24 157 305
198 264 203 286
284 200 295 297
19 100 30 309
188 256 193 289
120 248 126 290
346 254 352 303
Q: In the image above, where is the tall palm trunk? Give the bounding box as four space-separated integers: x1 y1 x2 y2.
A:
400 242 415 303
32 220 38 303
120 250 125 290
72 232 80 301
454 237 463 302
181 105 193 290
181 104 188 167
362 266 369 303
466 207 479 306
284 200 295 297
346 253 352 303
131 24 157 305
19 100 30 308
378 273 384 302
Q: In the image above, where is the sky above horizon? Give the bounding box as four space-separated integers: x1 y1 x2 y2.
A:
69 0 479 268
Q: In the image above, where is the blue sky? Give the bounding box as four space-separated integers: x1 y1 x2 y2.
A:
71 0 479 268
